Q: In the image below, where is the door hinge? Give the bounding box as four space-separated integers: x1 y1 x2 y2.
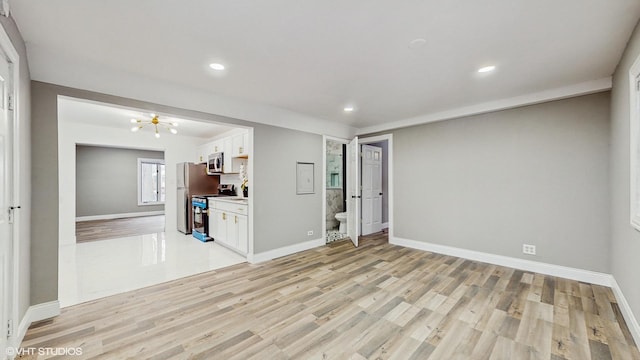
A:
7 319 13 337
7 92 13 111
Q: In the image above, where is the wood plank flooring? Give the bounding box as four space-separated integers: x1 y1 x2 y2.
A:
75 215 165 243
20 233 640 359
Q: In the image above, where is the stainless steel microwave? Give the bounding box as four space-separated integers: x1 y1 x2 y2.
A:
207 152 223 174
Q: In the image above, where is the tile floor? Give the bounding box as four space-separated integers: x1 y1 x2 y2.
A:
58 231 246 307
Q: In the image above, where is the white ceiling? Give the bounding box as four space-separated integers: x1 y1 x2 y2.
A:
11 1 640 132
58 97 237 139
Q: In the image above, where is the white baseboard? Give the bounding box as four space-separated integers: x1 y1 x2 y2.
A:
382 222 389 229
390 236 612 286
76 211 165 222
610 278 640 347
248 238 325 264
10 301 60 353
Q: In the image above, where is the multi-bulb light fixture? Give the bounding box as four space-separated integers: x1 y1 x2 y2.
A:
130 114 178 138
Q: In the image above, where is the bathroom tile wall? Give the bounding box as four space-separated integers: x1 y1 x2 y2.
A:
326 189 343 230
326 140 344 230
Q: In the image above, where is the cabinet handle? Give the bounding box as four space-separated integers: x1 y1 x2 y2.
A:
234 215 238 224
239 147 244 154
215 146 218 152
222 213 226 220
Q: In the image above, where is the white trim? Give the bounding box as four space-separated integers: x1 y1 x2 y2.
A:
610 278 640 347
359 134 394 240
629 54 640 232
382 222 389 229
76 210 165 222
9 301 60 356
137 157 166 206
356 78 612 135
248 238 325 264
0 19 21 360
390 236 612 286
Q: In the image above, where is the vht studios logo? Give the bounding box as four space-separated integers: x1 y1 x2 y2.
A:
6 347 83 356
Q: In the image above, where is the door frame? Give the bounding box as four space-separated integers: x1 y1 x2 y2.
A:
359 134 393 240
322 134 394 243
0 19 21 354
321 136 350 243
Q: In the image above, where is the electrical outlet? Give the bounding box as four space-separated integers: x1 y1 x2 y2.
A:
522 244 536 255
307 230 314 236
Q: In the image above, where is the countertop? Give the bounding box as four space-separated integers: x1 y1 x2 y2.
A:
207 196 248 205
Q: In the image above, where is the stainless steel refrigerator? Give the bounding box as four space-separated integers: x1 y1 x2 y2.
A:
176 162 219 234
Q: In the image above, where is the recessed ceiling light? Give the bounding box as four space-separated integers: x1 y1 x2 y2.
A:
209 63 225 71
408 38 427 49
478 65 496 73
344 106 355 113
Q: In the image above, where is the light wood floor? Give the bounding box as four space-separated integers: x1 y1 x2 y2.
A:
75 215 165 243
20 233 639 359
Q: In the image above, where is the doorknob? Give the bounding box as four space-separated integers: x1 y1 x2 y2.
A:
379 193 383 195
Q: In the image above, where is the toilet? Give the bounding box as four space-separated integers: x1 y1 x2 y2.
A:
335 212 347 233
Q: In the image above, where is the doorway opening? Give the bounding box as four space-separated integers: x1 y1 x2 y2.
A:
322 134 393 248
57 97 254 307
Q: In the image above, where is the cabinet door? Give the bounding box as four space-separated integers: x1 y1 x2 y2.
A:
216 210 228 245
208 208 217 240
211 140 222 154
223 137 234 173
232 134 245 157
237 215 248 254
196 144 208 164
228 214 239 249
242 132 249 155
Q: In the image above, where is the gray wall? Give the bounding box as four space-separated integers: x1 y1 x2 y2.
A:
369 141 389 224
76 145 164 217
610 20 640 327
382 92 611 273
1 14 31 322
31 81 322 304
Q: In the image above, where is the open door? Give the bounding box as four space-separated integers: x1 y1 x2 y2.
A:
347 136 359 247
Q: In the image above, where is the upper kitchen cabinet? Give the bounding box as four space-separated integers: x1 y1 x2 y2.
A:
197 129 250 171
231 132 249 158
196 143 209 164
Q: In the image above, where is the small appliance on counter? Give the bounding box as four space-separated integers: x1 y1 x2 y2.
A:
217 184 236 196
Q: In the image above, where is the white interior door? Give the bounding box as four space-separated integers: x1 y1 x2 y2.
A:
0 50 12 354
361 145 382 235
347 137 359 247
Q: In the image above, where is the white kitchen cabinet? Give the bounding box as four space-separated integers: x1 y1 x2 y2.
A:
208 199 248 255
223 137 235 173
232 133 247 157
196 143 209 164
237 214 248 254
211 140 223 154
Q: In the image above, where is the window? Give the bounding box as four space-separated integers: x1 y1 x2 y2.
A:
630 54 640 231
138 158 165 205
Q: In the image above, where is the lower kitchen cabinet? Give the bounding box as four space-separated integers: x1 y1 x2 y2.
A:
208 200 248 255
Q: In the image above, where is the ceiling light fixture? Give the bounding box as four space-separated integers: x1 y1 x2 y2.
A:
344 106 355 113
477 65 496 73
408 38 427 49
209 63 225 71
130 115 178 138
